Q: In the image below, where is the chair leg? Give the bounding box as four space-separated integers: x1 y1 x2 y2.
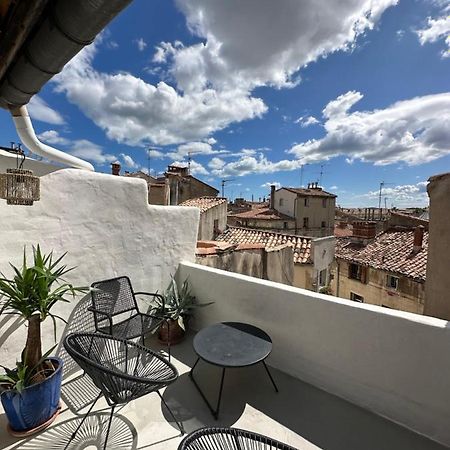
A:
157 391 184 435
64 391 103 449
103 404 116 450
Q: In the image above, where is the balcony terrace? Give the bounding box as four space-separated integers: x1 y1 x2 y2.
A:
1 170 450 449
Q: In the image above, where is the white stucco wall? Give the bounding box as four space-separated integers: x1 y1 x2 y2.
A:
177 262 450 447
273 188 296 218
0 169 199 367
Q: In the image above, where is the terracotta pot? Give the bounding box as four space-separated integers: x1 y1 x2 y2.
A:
158 319 185 345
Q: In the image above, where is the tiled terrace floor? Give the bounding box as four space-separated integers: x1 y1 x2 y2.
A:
0 332 447 450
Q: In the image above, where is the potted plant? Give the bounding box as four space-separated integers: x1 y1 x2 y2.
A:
0 245 87 436
152 276 212 345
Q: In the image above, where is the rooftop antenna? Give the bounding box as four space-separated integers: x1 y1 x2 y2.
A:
221 178 235 198
300 163 309 187
378 181 394 209
187 152 192 175
147 148 151 175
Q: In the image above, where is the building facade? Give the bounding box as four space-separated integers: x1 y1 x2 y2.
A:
216 226 335 292
332 222 427 314
180 197 227 241
274 184 336 237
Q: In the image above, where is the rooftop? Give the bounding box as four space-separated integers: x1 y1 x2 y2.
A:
279 187 337 198
231 207 295 221
217 226 311 263
180 196 227 213
336 228 428 282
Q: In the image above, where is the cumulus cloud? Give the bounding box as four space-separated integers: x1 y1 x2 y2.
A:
362 181 428 206
39 130 115 165
166 141 228 160
52 0 396 146
288 91 450 165
28 96 65 125
120 153 139 169
295 115 320 127
171 159 208 176
134 38 147 52
416 14 450 58
210 154 302 178
261 181 281 190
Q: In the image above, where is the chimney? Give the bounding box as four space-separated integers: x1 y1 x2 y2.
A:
270 185 276 209
111 161 121 176
351 221 377 245
413 225 424 253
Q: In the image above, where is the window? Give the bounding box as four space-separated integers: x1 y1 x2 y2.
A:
213 219 220 238
349 263 367 283
303 217 309 228
386 274 399 290
321 221 326 228
319 269 327 287
279 198 284 207
304 197 309 207
350 292 364 302
283 221 288 229
322 198 327 208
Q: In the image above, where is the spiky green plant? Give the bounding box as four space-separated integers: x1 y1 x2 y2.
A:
151 276 213 330
0 245 87 390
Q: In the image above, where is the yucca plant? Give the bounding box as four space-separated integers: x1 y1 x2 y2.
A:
151 276 213 330
0 245 87 391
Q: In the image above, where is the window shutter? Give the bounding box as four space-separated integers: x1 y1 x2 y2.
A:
362 266 368 284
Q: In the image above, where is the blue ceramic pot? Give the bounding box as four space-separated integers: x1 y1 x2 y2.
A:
1 357 63 432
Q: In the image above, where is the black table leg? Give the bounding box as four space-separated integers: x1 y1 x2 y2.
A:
262 360 279 393
189 358 226 420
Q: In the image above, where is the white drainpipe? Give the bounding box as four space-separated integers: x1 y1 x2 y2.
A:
10 105 94 171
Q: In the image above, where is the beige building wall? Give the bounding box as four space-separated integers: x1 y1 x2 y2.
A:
424 172 450 320
235 217 296 233
332 260 425 314
198 202 227 240
274 188 335 237
295 195 335 237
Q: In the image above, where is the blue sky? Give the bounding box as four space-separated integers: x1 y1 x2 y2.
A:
1 0 449 207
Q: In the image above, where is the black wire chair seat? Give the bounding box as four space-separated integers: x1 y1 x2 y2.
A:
90 276 170 357
97 312 162 341
63 332 184 449
178 427 298 450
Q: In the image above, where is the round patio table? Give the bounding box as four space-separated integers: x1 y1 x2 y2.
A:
189 322 278 419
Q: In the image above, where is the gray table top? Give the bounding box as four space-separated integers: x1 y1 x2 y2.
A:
193 322 273 368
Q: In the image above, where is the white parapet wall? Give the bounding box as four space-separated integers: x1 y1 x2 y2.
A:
0 169 199 367
178 261 450 447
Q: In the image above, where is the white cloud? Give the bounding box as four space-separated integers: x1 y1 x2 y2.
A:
210 154 302 178
52 0 396 146
329 185 338 190
167 141 228 160
134 38 147 52
147 148 165 159
288 91 450 165
416 14 450 58
171 159 208 176
37 129 70 145
39 130 115 165
120 153 139 169
362 181 428 207
295 115 320 127
208 157 226 170
28 96 65 125
261 181 281 190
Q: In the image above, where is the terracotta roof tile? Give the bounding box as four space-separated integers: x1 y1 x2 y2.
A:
280 187 336 198
180 196 227 213
335 229 428 282
216 226 312 264
231 207 295 221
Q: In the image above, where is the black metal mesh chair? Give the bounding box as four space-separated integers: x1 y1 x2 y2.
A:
178 427 297 450
90 276 170 357
63 332 184 450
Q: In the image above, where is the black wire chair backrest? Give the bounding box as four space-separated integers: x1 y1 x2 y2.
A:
178 427 298 450
64 332 178 405
91 276 138 318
